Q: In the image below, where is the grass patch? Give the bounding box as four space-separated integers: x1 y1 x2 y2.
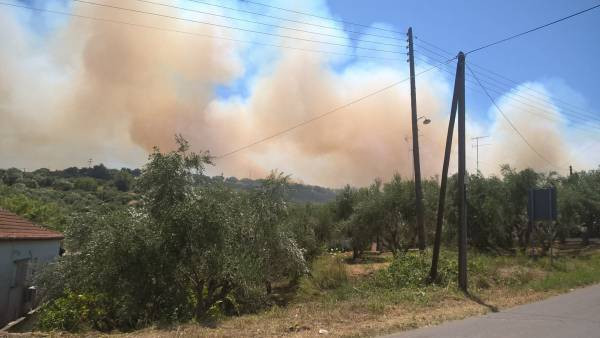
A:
529 254 600 291
19 249 600 337
298 254 348 298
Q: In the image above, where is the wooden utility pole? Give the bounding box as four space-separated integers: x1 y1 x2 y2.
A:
429 59 460 282
457 52 468 291
407 27 425 251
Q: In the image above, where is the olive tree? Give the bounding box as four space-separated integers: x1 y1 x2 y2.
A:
37 136 307 331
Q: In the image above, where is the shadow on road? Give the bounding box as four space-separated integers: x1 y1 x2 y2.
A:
465 291 499 312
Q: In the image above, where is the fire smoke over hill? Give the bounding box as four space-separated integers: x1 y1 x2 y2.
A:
0 1 595 187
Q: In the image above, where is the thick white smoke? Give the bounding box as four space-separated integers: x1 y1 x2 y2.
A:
0 0 596 186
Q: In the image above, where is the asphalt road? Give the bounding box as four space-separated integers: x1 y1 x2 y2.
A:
384 283 600 338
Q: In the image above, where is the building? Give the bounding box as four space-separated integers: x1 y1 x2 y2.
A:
0 209 64 328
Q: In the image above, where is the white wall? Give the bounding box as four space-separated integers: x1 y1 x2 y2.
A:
0 239 61 327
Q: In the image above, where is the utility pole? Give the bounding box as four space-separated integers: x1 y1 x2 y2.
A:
471 136 490 174
457 52 468 292
404 136 414 180
407 27 425 251
430 58 460 282
569 165 573 176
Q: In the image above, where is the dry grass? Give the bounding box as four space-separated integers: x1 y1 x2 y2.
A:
98 288 554 338
10 249 600 338
345 252 392 279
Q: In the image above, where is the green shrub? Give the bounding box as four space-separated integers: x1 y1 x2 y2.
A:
373 250 484 289
2 168 23 185
0 188 68 231
53 179 74 191
74 177 98 192
37 137 308 331
23 178 39 189
113 170 134 192
38 292 108 332
374 252 430 288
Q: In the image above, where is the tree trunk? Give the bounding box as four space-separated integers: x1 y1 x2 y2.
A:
352 248 360 261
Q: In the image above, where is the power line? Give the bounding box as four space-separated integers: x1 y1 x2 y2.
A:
420 55 600 127
71 0 406 54
559 140 600 168
217 61 454 159
414 48 600 125
215 0 405 36
0 2 405 61
19 0 598 123
183 0 404 42
416 35 600 120
133 0 406 48
414 53 600 140
466 3 600 54
467 65 563 169
415 37 600 118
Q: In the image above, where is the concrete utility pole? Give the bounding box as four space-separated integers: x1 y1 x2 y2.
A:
471 136 490 174
430 58 460 282
457 52 468 292
407 27 426 251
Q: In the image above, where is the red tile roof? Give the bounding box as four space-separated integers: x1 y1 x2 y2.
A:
0 209 64 241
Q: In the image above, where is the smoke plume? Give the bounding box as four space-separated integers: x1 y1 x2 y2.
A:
0 0 595 187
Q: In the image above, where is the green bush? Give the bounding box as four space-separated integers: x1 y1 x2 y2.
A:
113 170 134 192
23 178 39 189
373 251 484 289
74 177 98 192
0 187 68 231
53 179 74 191
374 252 431 288
2 168 23 185
38 292 109 332
37 137 308 331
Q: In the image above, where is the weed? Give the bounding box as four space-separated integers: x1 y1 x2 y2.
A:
298 254 348 298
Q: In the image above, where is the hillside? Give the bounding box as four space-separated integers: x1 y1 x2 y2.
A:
220 176 337 203
0 166 338 232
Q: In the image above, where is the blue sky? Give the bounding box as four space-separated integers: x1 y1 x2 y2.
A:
326 0 600 122
2 0 599 182
13 0 600 119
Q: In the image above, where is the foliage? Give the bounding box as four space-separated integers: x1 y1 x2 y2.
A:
307 254 348 290
0 185 69 231
338 175 436 258
38 292 110 332
53 179 74 191
2 143 599 332
113 170 134 192
373 251 459 288
88 164 111 180
74 177 98 192
2 167 23 185
466 174 512 249
37 136 308 331
286 204 321 261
